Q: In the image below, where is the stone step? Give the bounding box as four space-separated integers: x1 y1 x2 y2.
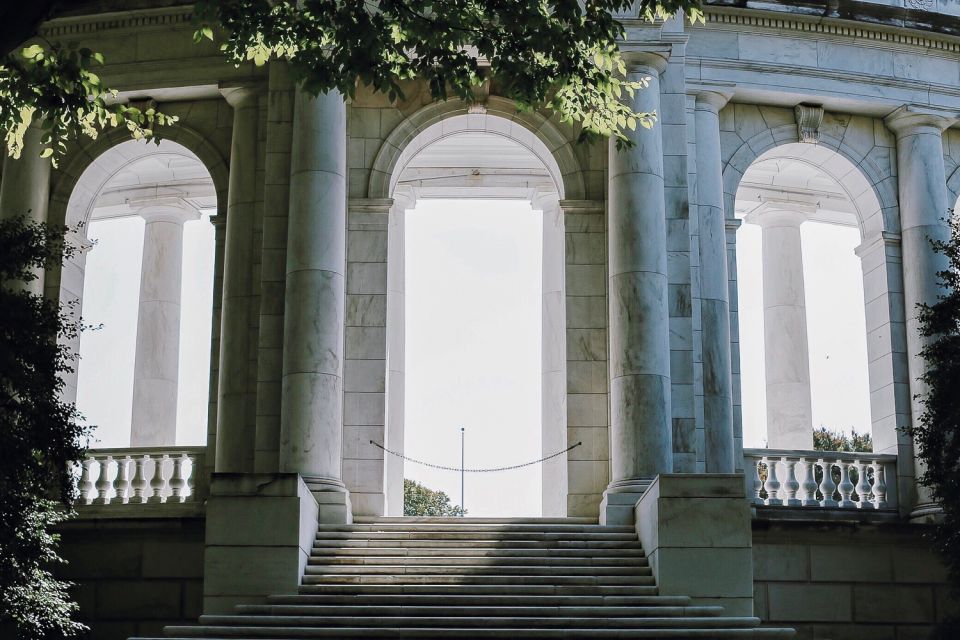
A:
295 583 662 596
301 573 656 586
233 604 727 618
304 563 651 576
352 517 600 525
309 546 646 558
263 594 693 607
180 615 764 631
320 524 635 534
311 538 643 550
307 555 648 567
315 531 640 541
148 630 795 639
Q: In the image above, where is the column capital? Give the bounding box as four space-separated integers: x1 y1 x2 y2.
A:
744 203 816 228
854 230 902 258
620 49 669 75
692 86 734 113
884 104 958 136
132 197 201 224
390 186 416 213
531 190 561 213
219 83 264 109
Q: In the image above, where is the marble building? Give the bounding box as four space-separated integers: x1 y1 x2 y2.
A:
3 0 959 637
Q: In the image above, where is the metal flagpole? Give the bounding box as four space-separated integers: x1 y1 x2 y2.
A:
460 427 465 516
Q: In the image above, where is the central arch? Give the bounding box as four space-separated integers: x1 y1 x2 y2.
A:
349 102 587 517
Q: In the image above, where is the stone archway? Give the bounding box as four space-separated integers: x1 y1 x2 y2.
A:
726 137 910 470
344 103 596 517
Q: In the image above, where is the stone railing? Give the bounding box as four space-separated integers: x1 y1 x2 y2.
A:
743 449 898 511
77 446 207 506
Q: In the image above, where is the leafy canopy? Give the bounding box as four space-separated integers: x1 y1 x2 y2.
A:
0 42 177 165
197 0 704 148
404 479 466 517
0 216 90 638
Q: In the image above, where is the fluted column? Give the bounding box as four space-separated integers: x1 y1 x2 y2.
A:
885 105 957 519
749 206 814 450
0 123 52 294
694 89 735 473
215 86 260 472
280 88 351 519
130 199 199 446
603 51 672 524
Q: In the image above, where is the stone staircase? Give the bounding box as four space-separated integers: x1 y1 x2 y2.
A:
141 517 795 639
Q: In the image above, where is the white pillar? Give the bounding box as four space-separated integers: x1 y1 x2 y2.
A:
694 89 735 472
749 206 814 450
280 89 351 521
1 123 52 294
603 51 672 524
130 199 199 446
215 86 260 472
385 188 413 516
534 191 568 517
885 105 957 519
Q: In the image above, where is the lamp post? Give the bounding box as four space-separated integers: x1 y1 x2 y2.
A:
460 427 465 516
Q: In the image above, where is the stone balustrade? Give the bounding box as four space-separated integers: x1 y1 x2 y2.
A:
77 447 207 505
743 449 898 511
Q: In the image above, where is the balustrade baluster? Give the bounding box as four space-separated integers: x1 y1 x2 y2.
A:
764 457 783 506
78 457 94 505
750 458 764 505
782 457 800 506
169 454 186 503
185 454 197 501
872 461 888 509
854 460 872 508
798 457 819 506
131 455 148 504
837 459 856 508
112 456 131 504
92 456 112 505
148 454 168 503
819 459 838 507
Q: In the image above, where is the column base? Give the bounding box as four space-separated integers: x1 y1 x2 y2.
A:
909 501 943 523
302 475 353 524
600 479 654 525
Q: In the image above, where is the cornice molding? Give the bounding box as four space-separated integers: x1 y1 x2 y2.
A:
40 7 195 38
700 7 960 54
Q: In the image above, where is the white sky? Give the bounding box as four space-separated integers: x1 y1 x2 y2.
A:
76 197 872 516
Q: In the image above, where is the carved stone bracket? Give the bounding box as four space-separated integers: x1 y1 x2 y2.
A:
795 104 824 144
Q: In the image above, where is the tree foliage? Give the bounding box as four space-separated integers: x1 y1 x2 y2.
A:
0 43 177 165
909 217 960 601
195 0 703 148
0 216 89 639
812 426 872 453
404 479 466 517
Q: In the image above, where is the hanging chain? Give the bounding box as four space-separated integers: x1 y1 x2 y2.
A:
369 440 581 473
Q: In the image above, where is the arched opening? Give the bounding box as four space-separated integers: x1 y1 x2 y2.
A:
732 142 899 455
347 110 576 517
67 139 217 449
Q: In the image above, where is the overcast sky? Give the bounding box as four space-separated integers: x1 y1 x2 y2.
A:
76 200 871 517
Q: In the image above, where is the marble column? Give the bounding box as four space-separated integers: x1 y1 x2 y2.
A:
385 187 413 516
280 88 351 521
215 86 260 472
534 191 568 518
885 105 957 519
0 123 52 294
750 206 814 450
603 51 672 524
694 90 735 473
130 199 199 446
